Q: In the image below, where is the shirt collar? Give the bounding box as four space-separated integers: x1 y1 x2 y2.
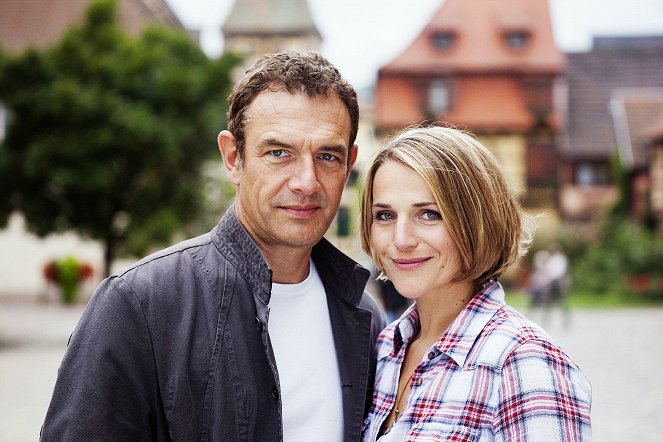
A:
376 302 418 361
436 280 505 367
377 281 506 367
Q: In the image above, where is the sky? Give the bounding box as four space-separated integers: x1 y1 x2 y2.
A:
164 0 663 90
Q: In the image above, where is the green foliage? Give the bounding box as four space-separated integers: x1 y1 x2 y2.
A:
553 149 663 302
0 0 240 275
56 257 86 304
44 256 94 304
563 217 663 299
608 150 630 218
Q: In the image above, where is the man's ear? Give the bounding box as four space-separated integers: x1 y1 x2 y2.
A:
218 130 241 186
346 143 359 179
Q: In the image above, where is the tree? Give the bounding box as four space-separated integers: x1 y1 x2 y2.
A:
0 0 240 276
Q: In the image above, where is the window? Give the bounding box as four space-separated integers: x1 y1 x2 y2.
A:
428 80 450 115
575 163 611 186
336 206 350 237
504 30 530 50
431 32 455 50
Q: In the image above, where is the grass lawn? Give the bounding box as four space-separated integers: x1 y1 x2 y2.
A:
505 290 663 309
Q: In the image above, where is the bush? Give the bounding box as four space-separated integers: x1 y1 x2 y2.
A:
564 217 663 300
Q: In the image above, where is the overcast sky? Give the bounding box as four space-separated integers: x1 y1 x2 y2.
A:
165 0 663 89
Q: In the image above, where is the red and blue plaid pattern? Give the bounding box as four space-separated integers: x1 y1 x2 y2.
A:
362 281 592 441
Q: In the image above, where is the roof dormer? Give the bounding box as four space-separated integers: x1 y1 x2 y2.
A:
497 9 535 52
430 30 457 51
503 29 531 51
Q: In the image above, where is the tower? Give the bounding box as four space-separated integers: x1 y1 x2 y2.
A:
222 0 321 74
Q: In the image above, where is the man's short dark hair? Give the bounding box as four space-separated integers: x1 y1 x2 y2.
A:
226 51 359 161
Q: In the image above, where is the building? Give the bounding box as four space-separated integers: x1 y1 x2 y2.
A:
0 0 184 54
647 117 663 228
374 0 565 222
221 0 322 78
561 36 663 222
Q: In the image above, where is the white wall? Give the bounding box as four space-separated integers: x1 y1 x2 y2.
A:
0 213 104 300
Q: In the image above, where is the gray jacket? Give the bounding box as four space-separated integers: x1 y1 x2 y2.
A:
41 207 385 441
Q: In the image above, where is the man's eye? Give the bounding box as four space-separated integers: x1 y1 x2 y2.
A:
374 211 395 221
270 149 286 157
320 153 339 162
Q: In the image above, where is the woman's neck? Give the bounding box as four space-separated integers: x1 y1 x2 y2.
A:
415 280 476 343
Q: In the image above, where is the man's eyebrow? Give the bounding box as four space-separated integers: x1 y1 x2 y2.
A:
257 137 293 150
321 145 349 157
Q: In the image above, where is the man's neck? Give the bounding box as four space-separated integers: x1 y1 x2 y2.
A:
263 246 312 284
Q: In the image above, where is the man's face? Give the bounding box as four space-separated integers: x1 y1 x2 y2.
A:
221 90 357 254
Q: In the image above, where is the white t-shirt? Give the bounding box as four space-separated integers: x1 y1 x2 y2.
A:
269 260 344 442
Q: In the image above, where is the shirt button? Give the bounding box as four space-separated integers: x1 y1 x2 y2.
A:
427 351 435 360
415 378 422 387
271 385 279 400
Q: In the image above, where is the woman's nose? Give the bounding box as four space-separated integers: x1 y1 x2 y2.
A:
393 219 417 250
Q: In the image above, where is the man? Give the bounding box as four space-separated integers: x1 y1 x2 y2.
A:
41 51 385 441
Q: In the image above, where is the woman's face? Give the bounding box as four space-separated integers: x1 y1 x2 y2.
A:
370 160 467 302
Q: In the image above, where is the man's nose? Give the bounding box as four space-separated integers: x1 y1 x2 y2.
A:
288 156 321 195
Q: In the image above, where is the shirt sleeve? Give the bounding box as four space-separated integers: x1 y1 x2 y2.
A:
494 340 592 441
40 276 162 441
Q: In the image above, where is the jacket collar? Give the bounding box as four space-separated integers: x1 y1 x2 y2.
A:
211 205 370 307
311 237 370 307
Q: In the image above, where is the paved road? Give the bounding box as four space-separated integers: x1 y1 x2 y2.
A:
1 299 662 441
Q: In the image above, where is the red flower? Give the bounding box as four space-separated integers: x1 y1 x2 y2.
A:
78 263 94 281
43 259 94 284
44 262 59 283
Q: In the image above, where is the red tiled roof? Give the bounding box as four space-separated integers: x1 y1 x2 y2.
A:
375 0 563 132
0 0 183 53
381 0 564 76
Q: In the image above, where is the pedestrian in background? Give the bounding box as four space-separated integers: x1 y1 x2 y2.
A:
529 245 571 326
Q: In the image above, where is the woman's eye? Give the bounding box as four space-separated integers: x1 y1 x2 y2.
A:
422 210 442 221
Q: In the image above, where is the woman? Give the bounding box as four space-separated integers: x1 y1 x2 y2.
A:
360 127 591 441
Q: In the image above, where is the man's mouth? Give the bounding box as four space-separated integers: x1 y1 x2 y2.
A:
281 205 320 218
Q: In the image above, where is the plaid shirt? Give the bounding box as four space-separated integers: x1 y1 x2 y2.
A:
362 281 592 441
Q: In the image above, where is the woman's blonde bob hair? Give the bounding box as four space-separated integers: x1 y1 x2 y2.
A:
360 126 533 285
